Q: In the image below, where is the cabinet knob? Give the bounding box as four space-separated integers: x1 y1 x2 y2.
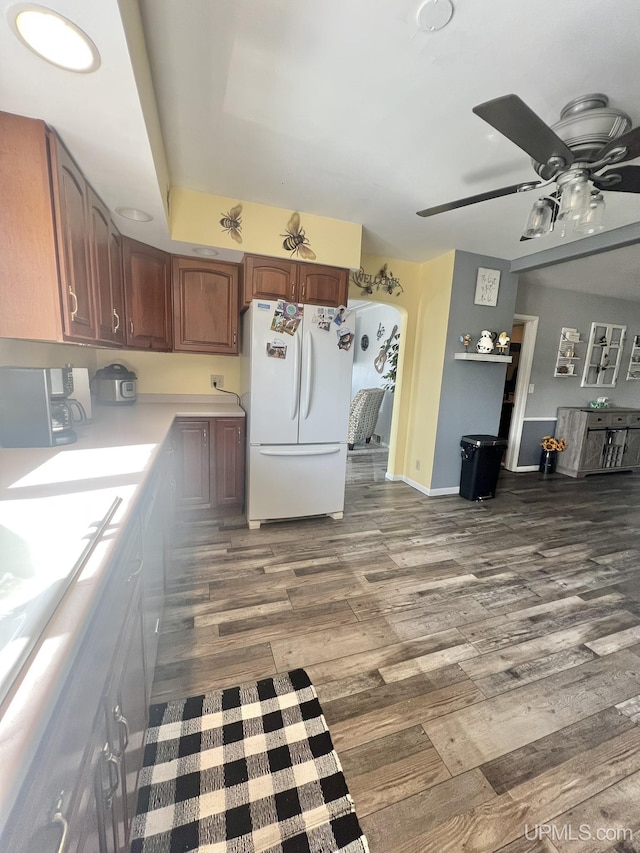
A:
68 286 78 321
51 791 69 853
233 330 237 346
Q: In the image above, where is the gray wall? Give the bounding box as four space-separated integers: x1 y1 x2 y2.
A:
431 251 518 490
515 281 640 418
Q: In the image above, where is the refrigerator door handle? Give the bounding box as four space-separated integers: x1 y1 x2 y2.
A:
291 333 301 420
258 446 341 457
302 333 313 420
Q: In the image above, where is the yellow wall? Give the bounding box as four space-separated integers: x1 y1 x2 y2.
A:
95 348 241 395
171 188 362 269
352 251 455 489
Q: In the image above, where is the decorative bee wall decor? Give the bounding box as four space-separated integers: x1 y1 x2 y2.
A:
219 203 243 243
281 212 316 260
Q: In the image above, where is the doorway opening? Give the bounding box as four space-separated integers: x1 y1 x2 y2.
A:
503 314 539 472
347 299 403 481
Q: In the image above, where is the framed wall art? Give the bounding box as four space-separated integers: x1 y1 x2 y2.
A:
474 267 501 307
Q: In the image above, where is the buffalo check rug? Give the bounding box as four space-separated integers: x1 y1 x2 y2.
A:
130 669 369 852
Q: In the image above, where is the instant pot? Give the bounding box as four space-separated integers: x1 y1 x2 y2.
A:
93 363 137 405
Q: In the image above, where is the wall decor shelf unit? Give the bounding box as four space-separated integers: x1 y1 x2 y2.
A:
626 335 640 380
554 327 584 377
581 322 626 388
454 353 512 363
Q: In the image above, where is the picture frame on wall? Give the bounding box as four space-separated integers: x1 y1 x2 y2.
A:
474 267 501 307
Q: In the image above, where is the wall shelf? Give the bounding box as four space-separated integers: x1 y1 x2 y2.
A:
454 353 512 363
554 327 584 378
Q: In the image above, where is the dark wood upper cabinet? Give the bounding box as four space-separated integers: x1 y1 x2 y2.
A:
122 237 171 350
297 263 349 307
172 257 239 354
242 254 349 309
242 255 298 307
47 130 96 342
88 186 125 346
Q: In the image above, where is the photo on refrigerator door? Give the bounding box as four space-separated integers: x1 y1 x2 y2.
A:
337 328 354 351
271 301 303 336
266 339 287 359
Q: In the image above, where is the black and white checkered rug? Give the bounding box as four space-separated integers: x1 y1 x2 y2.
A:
130 669 369 852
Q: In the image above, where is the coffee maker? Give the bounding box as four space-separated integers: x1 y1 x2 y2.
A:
0 366 78 447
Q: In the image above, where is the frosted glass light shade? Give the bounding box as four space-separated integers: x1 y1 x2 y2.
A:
523 199 553 238
575 193 606 235
557 177 591 222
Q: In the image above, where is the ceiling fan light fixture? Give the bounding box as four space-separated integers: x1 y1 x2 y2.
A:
557 173 591 223
523 198 554 239
575 191 606 235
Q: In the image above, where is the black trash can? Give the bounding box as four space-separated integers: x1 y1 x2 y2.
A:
460 434 508 501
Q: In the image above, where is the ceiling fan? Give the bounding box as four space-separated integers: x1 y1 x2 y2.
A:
416 93 640 239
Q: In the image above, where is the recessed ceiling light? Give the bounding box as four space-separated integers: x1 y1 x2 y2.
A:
193 247 219 257
416 0 454 31
10 5 100 72
115 207 153 222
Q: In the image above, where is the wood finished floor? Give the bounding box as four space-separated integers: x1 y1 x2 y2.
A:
153 448 640 852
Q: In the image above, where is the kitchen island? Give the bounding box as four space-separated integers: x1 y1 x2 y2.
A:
0 398 244 850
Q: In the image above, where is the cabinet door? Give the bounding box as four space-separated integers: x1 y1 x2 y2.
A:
88 186 125 347
105 592 147 849
298 263 349 307
243 255 297 307
174 419 212 508
109 224 126 347
48 131 96 342
140 467 167 700
172 257 239 353
623 428 640 468
215 418 245 506
581 429 606 470
122 237 171 350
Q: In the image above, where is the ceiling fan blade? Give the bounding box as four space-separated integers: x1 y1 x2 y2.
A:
416 181 540 218
596 127 640 164
473 95 575 177
593 164 640 193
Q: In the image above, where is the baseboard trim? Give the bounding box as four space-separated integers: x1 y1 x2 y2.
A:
384 472 460 497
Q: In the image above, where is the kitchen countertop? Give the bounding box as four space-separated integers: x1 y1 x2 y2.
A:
0 398 244 832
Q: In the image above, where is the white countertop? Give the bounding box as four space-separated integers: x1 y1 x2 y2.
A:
0 399 244 832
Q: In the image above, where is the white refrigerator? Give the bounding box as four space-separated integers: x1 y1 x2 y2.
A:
242 299 355 529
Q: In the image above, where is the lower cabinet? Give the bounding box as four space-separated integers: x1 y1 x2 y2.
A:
1 468 168 852
173 416 245 512
557 407 640 477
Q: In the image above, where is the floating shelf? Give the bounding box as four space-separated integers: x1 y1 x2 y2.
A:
454 353 512 363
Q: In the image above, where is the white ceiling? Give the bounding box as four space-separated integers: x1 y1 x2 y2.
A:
2 0 640 292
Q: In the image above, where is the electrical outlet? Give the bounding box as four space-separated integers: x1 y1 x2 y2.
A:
210 375 224 389
415 459 421 471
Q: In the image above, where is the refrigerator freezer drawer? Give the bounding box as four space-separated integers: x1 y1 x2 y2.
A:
247 443 347 525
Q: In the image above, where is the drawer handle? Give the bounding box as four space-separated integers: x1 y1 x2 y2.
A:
68 286 78 321
102 743 120 808
113 704 129 753
51 791 68 853
127 554 143 583
113 308 120 333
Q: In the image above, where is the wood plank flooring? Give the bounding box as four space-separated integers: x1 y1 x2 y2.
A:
152 447 640 852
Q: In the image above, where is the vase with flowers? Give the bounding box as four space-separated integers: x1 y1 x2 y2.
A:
539 435 567 474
